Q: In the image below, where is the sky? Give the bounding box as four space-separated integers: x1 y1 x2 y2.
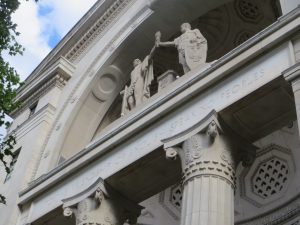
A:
1 0 98 137
5 0 98 81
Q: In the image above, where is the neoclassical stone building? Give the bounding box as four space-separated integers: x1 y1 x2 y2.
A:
1 0 300 224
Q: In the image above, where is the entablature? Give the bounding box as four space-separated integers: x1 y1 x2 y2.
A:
10 57 75 118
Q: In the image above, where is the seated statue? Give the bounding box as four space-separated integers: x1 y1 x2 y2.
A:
157 22 208 74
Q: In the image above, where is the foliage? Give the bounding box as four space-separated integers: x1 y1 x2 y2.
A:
0 0 38 204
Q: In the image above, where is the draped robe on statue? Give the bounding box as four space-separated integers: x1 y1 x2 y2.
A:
122 55 154 115
174 29 208 73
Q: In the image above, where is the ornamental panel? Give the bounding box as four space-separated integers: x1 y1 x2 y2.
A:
235 0 263 23
240 144 295 207
170 185 182 210
252 157 289 199
159 184 182 221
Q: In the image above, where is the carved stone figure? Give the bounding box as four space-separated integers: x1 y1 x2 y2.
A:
121 45 157 116
158 22 208 73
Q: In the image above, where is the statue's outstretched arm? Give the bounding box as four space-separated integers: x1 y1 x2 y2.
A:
159 41 175 47
149 45 156 60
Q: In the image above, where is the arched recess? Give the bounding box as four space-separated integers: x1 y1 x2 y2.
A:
51 0 281 164
92 0 281 138
59 65 126 161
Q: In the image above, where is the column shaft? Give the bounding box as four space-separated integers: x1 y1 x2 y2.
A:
181 176 234 225
177 121 236 225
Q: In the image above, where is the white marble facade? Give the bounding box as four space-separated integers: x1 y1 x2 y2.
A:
1 0 300 225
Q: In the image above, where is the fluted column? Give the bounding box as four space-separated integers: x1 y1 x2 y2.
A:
62 179 142 225
165 120 238 225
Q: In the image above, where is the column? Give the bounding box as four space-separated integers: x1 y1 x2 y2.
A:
165 120 238 225
63 180 142 225
283 62 300 130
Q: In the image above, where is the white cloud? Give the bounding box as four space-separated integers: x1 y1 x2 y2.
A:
40 0 98 37
4 0 98 81
1 0 97 136
5 1 51 81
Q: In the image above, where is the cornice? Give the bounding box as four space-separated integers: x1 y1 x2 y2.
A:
283 61 300 83
11 104 56 139
18 5 300 204
66 0 135 63
10 57 75 118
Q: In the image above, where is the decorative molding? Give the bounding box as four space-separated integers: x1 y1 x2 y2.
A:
66 0 135 63
283 61 300 83
11 75 64 118
236 195 300 225
11 57 74 118
158 185 181 221
235 0 263 23
239 144 295 207
182 159 235 186
252 157 289 198
28 5 148 183
12 104 56 140
169 184 182 211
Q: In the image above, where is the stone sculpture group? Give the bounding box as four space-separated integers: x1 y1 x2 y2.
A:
121 22 208 115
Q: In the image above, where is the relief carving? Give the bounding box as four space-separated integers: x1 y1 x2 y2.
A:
164 119 236 186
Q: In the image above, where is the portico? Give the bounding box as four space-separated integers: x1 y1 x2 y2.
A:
2 1 300 225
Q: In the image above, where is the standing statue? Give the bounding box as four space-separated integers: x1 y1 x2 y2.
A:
157 22 208 73
121 32 161 116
